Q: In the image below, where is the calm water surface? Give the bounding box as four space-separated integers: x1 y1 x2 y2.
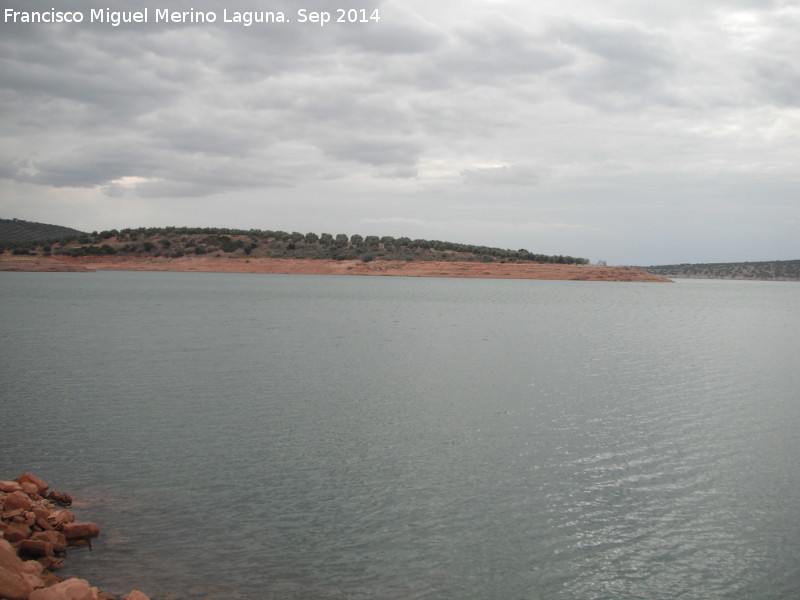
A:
1 272 799 599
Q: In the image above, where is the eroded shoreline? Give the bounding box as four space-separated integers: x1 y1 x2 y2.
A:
0 255 671 282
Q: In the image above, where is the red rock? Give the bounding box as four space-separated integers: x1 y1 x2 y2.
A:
21 481 41 496
46 491 73 507
29 577 99 600
39 568 62 586
36 515 55 531
1 538 24 568
0 480 23 493
32 530 68 553
0 568 33 600
124 591 151 600
15 473 49 496
38 556 66 571
3 507 26 520
19 559 47 591
3 522 32 543
21 558 45 575
47 509 75 528
20 538 55 558
34 506 52 520
61 522 100 540
3 490 33 512
0 539 34 600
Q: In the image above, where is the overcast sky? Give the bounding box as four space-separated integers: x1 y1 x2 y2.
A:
1 0 798 264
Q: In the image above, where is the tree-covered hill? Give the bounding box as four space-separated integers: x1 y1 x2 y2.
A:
641 260 800 281
0 218 85 242
0 224 590 265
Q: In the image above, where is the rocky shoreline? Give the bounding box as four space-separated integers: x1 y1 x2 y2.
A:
0 254 671 282
1 473 148 600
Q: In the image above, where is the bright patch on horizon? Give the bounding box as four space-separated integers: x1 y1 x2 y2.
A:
108 176 157 188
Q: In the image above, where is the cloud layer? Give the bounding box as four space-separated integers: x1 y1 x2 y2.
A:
1 0 798 263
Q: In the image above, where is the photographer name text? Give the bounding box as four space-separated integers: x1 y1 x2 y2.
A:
3 7 381 27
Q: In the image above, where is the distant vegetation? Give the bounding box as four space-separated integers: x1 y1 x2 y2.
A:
0 217 84 242
0 222 590 265
642 260 800 281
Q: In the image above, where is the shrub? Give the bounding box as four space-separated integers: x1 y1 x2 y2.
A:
334 249 358 261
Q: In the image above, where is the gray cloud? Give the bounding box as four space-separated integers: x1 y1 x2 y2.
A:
9 143 157 188
461 164 548 187
546 18 677 109
443 13 574 84
0 0 798 264
322 137 422 167
342 7 445 54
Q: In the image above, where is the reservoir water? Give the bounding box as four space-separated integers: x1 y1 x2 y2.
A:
1 271 799 599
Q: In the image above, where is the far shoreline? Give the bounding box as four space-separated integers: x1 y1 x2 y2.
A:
0 254 672 282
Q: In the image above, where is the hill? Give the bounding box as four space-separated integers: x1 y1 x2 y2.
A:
0 217 85 242
0 225 590 265
641 260 800 281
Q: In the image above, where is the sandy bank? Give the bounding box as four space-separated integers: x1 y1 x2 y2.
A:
0 256 92 272
0 255 671 282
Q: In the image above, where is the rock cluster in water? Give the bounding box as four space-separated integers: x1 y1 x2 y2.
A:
0 473 149 600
